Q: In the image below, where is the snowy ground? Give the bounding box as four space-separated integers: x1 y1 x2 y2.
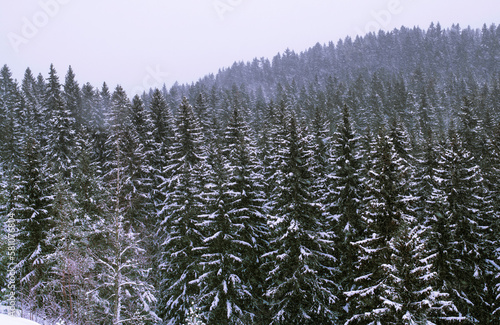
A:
0 314 41 325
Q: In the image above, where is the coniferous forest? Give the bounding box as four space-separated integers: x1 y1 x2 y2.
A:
1 23 500 324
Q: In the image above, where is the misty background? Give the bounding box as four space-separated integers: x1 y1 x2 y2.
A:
0 0 498 94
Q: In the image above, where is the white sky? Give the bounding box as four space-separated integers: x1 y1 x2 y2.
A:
0 0 498 94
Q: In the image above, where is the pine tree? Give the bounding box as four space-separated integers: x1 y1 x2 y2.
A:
223 105 269 322
193 105 268 324
434 127 494 323
14 135 52 315
63 66 82 130
92 85 157 324
327 105 365 321
0 65 24 216
194 141 254 325
384 223 461 324
345 130 415 324
45 64 76 178
264 113 337 324
89 168 157 325
157 97 207 324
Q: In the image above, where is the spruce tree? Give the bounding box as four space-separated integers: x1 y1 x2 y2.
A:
45 64 76 178
14 135 52 314
148 88 175 217
93 85 157 324
193 92 213 136
39 64 82 320
63 66 82 130
149 88 175 164
90 166 158 325
345 130 414 324
193 105 268 324
223 105 268 322
384 223 461 324
103 86 150 230
194 140 255 324
92 83 111 172
0 65 24 216
264 113 337 324
157 97 207 324
435 127 494 323
21 68 45 141
327 105 365 321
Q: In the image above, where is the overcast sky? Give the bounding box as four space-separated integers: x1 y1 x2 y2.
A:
0 0 498 94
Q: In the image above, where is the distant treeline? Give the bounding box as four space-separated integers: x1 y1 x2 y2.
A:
0 23 499 324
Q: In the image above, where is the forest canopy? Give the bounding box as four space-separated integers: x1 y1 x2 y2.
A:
1 22 499 324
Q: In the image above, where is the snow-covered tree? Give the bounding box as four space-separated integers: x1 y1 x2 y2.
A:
326 105 365 321
194 143 254 324
387 223 463 324
0 65 24 217
345 129 415 324
222 104 269 320
193 104 268 324
14 135 52 315
89 83 111 172
157 97 207 324
149 88 175 168
103 86 149 230
264 113 337 324
44 64 76 178
89 187 157 325
193 92 213 136
63 66 82 131
433 127 494 323
90 86 157 324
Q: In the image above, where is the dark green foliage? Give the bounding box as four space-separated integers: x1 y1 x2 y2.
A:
157 97 207 324
0 23 499 324
345 130 415 324
433 128 495 323
327 105 365 322
264 114 337 324
45 64 76 178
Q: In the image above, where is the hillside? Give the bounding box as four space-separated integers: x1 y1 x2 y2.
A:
154 22 499 138
0 23 499 324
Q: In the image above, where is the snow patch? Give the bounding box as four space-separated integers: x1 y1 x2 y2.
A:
0 314 41 325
